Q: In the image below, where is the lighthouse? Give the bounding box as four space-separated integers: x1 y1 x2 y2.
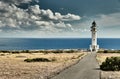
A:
90 21 99 52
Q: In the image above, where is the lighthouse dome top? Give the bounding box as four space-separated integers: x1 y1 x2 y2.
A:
92 21 96 26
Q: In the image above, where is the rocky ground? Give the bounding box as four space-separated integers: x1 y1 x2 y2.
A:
97 53 120 79
0 52 85 79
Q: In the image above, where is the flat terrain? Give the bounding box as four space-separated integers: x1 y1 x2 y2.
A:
97 53 120 79
52 52 100 79
0 52 84 79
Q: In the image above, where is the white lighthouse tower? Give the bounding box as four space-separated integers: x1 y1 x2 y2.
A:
90 21 99 52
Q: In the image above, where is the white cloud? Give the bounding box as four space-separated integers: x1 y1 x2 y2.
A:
0 1 81 32
62 13 81 21
0 0 32 5
29 5 41 15
40 9 80 21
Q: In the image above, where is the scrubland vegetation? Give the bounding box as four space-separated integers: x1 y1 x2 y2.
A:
0 50 85 79
97 51 120 79
0 49 77 54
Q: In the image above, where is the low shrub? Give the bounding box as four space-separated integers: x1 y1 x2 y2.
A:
11 51 20 54
21 50 30 53
52 50 63 53
50 57 56 61
0 51 10 53
100 57 120 71
104 50 108 53
24 58 51 62
98 50 120 53
97 50 104 53
0 54 5 56
65 50 75 53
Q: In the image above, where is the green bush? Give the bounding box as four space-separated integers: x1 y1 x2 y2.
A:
24 58 51 62
100 57 120 71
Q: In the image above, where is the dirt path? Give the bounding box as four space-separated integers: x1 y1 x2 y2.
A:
51 52 100 79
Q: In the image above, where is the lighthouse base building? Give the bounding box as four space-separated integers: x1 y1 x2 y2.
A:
90 45 99 52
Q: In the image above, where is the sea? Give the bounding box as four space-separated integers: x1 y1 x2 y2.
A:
0 38 119 50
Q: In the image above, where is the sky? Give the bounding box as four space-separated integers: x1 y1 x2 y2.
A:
0 0 120 38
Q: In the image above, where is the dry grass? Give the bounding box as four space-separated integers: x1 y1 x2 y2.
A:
97 53 120 65
0 52 85 79
97 53 120 79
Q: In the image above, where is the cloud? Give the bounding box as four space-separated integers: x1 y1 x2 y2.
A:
75 12 120 29
70 12 120 38
0 0 32 5
40 9 80 21
96 13 120 28
0 1 81 32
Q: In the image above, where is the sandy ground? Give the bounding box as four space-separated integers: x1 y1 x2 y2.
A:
0 52 85 79
97 53 120 79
